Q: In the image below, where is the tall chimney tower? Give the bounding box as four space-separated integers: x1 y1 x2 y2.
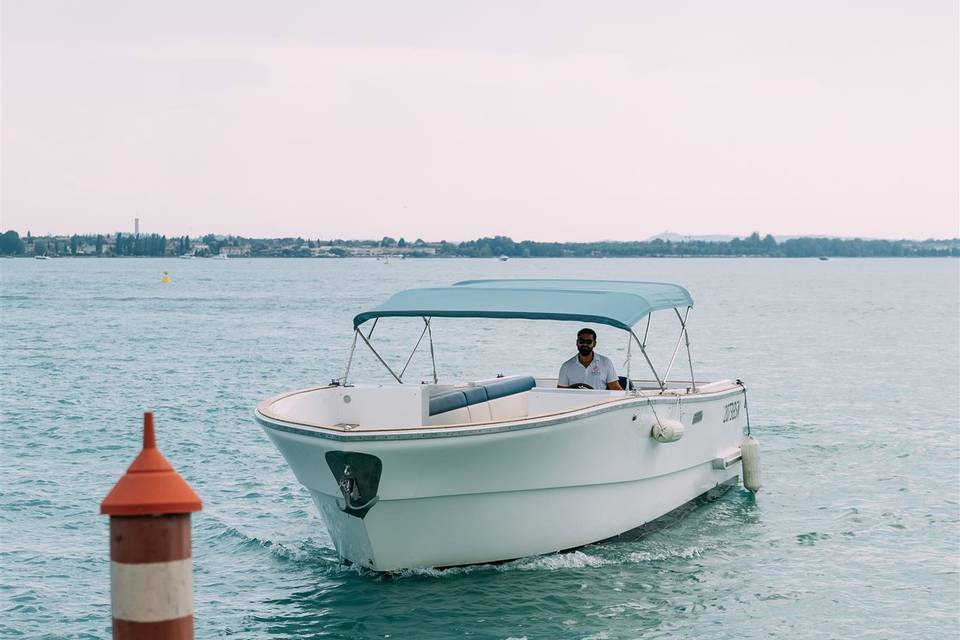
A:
134 218 140 236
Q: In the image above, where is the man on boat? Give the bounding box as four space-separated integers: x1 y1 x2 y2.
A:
557 328 623 390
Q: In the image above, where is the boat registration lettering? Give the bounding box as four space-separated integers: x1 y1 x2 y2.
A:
722 401 740 423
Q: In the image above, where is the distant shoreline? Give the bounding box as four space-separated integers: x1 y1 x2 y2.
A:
8 253 958 260
2 231 957 258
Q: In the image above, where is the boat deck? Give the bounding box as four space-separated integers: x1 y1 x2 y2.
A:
256 376 740 433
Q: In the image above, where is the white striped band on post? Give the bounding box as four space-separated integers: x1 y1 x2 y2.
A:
110 558 193 622
109 513 195 638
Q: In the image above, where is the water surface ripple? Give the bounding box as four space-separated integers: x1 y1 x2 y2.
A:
1 258 957 639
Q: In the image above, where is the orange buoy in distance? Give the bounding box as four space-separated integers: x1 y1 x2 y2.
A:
100 412 202 639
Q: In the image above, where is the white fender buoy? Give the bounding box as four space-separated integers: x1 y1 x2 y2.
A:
741 435 762 492
651 419 684 443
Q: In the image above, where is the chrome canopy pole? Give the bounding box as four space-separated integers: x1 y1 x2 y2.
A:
631 329 664 391
625 329 633 392
365 317 379 340
425 317 438 383
357 327 403 383
399 321 430 380
679 306 696 392
662 307 690 382
641 314 652 346
341 329 359 384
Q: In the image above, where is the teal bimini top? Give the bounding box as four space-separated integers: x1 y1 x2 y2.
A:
352 279 693 331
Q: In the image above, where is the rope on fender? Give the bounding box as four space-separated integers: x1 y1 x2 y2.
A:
736 378 751 436
645 395 664 430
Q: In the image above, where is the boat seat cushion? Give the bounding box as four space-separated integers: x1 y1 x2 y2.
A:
429 376 536 416
429 391 468 416
429 387 488 416
483 375 536 401
462 386 489 406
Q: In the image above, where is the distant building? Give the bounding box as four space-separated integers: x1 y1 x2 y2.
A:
220 245 251 256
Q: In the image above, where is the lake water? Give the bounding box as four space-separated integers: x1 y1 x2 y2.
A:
1 257 958 639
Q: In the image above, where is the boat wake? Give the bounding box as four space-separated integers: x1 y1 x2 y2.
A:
210 524 340 565
383 542 713 580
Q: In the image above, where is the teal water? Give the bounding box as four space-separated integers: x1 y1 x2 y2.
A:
1 257 958 639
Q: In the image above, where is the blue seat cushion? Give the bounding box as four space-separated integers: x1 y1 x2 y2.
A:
429 391 467 416
430 376 536 416
483 375 536 401
462 386 489 406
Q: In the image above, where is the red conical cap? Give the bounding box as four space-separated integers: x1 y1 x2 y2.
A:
100 412 202 516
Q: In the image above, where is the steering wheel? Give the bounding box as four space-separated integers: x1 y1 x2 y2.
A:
570 383 594 390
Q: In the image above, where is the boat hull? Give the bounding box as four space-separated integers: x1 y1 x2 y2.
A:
257 389 746 571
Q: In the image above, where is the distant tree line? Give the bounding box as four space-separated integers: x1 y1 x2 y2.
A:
0 231 190 256
0 229 956 257
114 233 169 256
0 231 25 254
442 233 958 258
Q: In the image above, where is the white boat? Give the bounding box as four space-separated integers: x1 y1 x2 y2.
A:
255 279 760 571
499 255 509 261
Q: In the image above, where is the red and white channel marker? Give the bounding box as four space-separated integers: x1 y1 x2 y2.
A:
100 412 202 639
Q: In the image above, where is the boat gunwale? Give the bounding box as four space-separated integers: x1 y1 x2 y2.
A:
254 383 744 442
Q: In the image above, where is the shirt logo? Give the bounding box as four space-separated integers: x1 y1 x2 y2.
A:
591 364 600 374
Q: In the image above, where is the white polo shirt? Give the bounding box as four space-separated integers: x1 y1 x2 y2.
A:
558 353 618 390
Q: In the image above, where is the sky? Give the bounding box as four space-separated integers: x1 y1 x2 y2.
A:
1 1 958 241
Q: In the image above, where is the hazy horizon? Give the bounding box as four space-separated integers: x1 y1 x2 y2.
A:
3 1 958 241
5 226 957 243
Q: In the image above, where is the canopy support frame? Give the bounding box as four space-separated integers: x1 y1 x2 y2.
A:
340 329 359 384
398 320 430 380
345 303 693 393
625 331 633 393
677 306 697 392
662 307 691 382
425 317 438 383
365 317 379 340
629 329 664 392
356 328 403 384
343 318 438 386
